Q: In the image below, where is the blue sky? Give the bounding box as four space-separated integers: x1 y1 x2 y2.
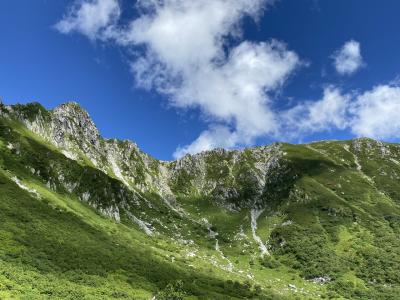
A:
1 0 400 160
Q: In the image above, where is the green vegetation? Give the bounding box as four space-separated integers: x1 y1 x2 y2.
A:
11 102 50 122
1 103 400 299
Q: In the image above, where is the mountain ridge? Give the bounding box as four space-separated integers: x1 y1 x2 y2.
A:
1 101 400 299
1 101 386 157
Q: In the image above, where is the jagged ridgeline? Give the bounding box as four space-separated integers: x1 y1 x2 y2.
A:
0 102 400 299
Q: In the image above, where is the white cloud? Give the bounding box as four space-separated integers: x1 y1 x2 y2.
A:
283 83 400 141
56 1 400 155
173 125 239 158
57 0 300 157
167 40 299 157
118 0 300 157
55 0 120 40
332 40 363 75
283 87 350 137
351 84 400 139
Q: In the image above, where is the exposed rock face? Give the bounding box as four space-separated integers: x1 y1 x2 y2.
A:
4 102 102 159
352 137 392 158
51 102 101 149
1 102 285 210
8 102 399 213
2 103 166 191
167 144 283 209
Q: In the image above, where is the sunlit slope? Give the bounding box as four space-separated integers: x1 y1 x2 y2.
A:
1 102 400 299
0 115 288 299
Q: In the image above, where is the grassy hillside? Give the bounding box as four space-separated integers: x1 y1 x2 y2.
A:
1 103 400 299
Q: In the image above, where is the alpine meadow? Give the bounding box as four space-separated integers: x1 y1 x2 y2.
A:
0 102 400 299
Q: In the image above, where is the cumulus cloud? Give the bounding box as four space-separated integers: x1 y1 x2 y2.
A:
283 83 400 141
57 0 300 157
55 0 120 40
351 84 400 139
173 125 239 158
283 87 350 137
123 0 301 158
56 1 400 156
332 40 364 75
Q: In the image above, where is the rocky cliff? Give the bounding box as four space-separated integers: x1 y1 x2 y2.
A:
1 102 286 210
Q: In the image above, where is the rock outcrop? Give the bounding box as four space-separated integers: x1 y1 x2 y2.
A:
1 102 285 210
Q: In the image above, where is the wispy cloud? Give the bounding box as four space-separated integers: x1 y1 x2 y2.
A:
54 0 120 40
332 40 364 75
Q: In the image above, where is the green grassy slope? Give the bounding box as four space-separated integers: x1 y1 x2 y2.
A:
173 141 400 299
1 103 400 299
0 116 288 299
264 142 400 298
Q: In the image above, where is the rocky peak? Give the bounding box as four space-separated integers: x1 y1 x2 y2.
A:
51 102 100 147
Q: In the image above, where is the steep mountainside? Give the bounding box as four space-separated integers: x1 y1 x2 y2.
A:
0 102 400 299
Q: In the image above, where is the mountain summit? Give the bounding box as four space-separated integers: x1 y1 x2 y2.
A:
1 102 400 299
